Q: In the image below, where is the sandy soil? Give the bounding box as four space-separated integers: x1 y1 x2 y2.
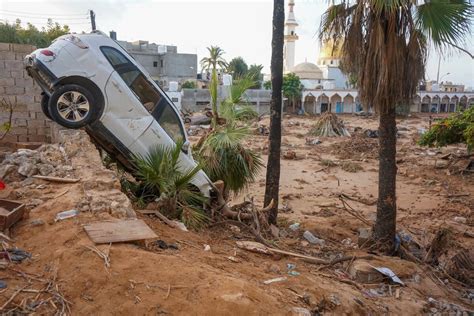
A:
1 113 473 315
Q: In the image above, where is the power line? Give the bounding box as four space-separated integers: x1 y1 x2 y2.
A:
0 12 90 21
0 9 88 17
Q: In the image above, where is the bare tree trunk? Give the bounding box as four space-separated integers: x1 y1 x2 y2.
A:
264 0 285 225
373 107 397 251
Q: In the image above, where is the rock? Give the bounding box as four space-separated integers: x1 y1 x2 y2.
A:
453 216 467 224
349 260 384 284
358 227 372 248
29 218 45 226
0 164 15 178
37 163 54 176
18 163 38 177
289 307 312 316
435 160 448 169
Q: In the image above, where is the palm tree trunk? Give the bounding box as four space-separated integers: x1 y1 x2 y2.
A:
210 67 218 127
373 106 397 251
264 0 285 225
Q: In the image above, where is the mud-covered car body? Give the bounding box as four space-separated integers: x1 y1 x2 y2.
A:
25 31 213 196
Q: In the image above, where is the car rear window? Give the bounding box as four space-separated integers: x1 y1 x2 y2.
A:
101 46 131 67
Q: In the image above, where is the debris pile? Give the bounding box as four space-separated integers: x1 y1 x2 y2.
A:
331 132 379 159
309 112 350 137
0 145 74 183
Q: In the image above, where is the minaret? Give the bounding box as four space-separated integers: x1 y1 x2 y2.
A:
284 0 298 72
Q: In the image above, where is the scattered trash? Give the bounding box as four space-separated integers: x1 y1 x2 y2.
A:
303 231 325 246
453 216 467 224
55 209 80 222
226 256 240 263
29 218 45 226
305 138 321 145
289 222 300 231
286 263 301 276
365 129 378 138
0 280 7 289
372 267 404 285
229 225 241 234
1 248 32 263
263 277 287 285
84 219 157 244
204 244 211 251
257 125 269 136
154 240 178 250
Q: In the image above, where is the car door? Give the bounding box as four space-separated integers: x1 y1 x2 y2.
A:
100 46 154 147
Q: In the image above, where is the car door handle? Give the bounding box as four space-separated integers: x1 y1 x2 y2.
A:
111 80 122 92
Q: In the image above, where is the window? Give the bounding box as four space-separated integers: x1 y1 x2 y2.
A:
101 46 131 67
153 61 158 67
119 68 161 111
156 103 184 143
160 60 163 67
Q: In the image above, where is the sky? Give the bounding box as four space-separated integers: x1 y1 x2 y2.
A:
1 0 473 88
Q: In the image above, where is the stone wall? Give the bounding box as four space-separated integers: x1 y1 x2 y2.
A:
0 42 54 143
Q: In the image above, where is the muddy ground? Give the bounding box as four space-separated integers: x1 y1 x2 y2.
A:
0 113 473 315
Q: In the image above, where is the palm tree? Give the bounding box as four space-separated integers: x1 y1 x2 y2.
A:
264 0 285 225
200 46 228 127
320 0 472 251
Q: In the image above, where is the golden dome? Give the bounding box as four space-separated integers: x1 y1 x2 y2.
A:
319 39 343 59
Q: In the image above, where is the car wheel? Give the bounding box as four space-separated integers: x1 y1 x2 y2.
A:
48 84 102 129
40 94 52 120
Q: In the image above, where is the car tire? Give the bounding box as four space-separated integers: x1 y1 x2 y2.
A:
48 84 102 129
40 93 52 120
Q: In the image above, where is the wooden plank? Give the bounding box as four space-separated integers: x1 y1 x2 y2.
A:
32 175 80 183
84 219 157 244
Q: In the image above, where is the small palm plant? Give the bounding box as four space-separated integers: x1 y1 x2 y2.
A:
132 141 209 228
196 75 263 197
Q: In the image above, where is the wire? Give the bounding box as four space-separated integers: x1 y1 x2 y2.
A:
0 9 88 17
0 12 90 21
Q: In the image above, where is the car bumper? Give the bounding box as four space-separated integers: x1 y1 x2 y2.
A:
24 53 58 96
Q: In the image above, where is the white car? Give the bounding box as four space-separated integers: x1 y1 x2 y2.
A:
24 31 213 197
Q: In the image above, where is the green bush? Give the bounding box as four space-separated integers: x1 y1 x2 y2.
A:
419 107 474 152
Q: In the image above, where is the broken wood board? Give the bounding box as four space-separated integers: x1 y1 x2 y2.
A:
84 219 157 244
32 175 80 183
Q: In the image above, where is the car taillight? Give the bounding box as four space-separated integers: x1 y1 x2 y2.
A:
40 49 55 57
63 34 88 49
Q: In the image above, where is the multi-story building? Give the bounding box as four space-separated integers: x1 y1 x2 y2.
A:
111 31 197 89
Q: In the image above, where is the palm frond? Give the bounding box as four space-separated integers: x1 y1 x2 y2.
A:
416 0 473 50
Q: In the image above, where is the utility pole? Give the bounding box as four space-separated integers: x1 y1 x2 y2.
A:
436 54 441 83
90 10 96 31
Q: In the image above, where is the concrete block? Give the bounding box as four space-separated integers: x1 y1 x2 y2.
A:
0 43 11 52
0 78 15 87
0 134 18 143
0 68 11 78
14 78 34 88
10 127 28 135
35 127 48 136
15 53 27 61
12 112 30 119
4 60 23 71
0 51 16 61
34 111 47 120
13 118 28 127
12 103 27 111
27 119 46 128
12 44 35 53
27 135 47 142
16 95 35 105
18 135 28 142
4 86 25 95
10 70 23 79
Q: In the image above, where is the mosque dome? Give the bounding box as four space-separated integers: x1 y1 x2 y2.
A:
291 62 323 80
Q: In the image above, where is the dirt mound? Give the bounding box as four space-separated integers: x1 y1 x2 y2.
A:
331 132 379 159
